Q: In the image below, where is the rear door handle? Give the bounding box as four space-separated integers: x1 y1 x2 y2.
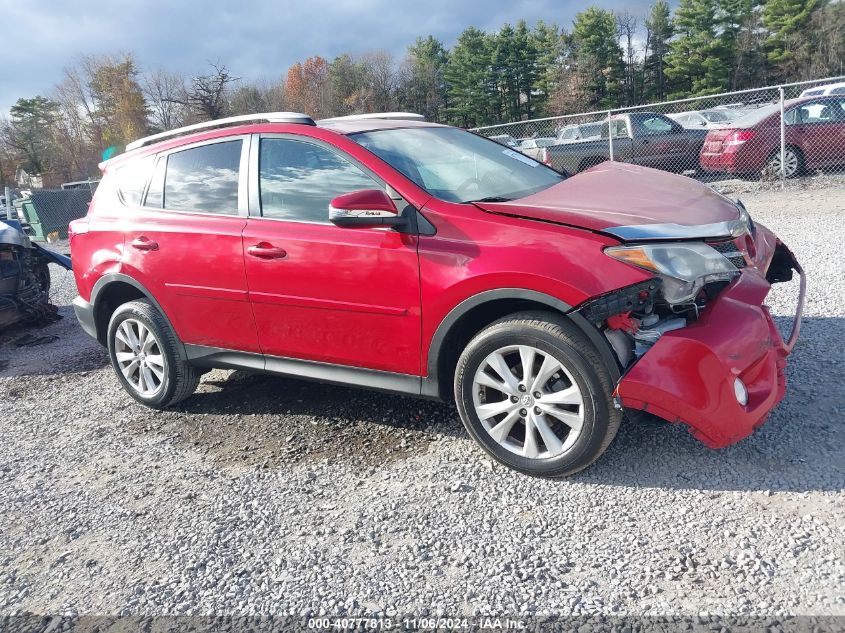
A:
247 242 287 259
130 236 158 251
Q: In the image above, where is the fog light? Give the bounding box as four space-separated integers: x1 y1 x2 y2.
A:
734 377 748 406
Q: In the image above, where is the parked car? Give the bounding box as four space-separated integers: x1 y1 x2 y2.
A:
70 111 804 478
799 81 845 98
669 109 742 129
488 134 520 148
557 122 603 144
699 95 845 178
541 112 708 174
519 137 558 160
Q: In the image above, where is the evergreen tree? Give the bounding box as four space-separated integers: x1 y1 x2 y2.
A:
402 36 449 121
4 97 58 174
643 1 673 101
492 24 520 121
665 0 731 96
531 21 570 115
763 0 824 74
571 7 624 108
444 27 496 127
726 0 769 88
514 20 539 118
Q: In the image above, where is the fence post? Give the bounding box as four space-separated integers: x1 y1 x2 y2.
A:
607 111 614 161
778 87 786 188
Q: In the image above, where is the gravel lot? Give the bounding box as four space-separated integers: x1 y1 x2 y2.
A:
0 181 843 626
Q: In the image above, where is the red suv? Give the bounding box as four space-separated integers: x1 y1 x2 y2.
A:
69 112 804 477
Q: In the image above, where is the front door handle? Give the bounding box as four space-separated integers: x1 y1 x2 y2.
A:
130 236 159 251
247 242 287 259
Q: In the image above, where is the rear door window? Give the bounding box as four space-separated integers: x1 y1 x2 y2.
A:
162 140 242 214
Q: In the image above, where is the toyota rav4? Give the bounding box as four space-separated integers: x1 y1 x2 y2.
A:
69 112 805 477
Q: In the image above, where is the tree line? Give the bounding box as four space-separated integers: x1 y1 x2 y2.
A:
1 0 842 186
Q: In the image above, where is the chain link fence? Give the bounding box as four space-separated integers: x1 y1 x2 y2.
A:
472 75 845 185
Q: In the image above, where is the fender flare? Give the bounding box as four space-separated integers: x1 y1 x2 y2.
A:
90 273 185 356
422 288 621 398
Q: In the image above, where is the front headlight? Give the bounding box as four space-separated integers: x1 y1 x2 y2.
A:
731 201 751 237
605 242 739 304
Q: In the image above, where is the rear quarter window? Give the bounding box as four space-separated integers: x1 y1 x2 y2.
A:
114 155 155 206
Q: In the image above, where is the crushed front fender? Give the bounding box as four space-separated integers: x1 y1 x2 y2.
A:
614 242 804 448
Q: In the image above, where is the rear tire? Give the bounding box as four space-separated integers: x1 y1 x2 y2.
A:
765 146 803 179
454 311 621 478
107 299 200 409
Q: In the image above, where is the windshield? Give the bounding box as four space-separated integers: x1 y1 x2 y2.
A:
351 127 564 203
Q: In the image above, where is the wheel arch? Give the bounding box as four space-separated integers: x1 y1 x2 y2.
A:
90 273 182 352
422 289 621 399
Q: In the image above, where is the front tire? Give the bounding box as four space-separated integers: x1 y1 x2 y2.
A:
107 299 200 408
454 312 621 478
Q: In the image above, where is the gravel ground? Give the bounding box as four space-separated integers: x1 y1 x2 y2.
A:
0 183 843 626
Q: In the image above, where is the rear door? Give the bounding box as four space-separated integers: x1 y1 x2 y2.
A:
241 134 422 375
121 136 260 353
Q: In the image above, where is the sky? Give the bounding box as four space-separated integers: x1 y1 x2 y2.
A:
0 0 655 114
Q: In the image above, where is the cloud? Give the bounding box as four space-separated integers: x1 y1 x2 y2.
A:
0 0 655 113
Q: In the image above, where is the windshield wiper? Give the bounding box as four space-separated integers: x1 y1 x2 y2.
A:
468 196 514 203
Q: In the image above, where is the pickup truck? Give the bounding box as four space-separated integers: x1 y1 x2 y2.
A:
539 112 709 175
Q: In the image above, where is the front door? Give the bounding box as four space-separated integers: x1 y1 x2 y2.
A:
242 135 422 375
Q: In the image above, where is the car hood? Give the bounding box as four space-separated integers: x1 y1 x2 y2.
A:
475 162 743 240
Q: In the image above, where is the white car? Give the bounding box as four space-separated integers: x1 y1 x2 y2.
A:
799 81 845 98
669 109 742 130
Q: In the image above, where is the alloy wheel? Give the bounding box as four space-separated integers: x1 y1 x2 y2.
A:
113 318 166 397
768 149 800 178
471 344 585 459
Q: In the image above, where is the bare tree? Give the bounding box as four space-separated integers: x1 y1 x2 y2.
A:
143 69 188 131
162 62 239 121
616 10 640 106
186 62 239 120
360 51 397 112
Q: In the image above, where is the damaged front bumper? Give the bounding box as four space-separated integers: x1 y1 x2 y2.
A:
614 235 805 448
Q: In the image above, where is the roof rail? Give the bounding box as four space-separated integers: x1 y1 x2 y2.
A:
319 112 425 123
125 112 316 151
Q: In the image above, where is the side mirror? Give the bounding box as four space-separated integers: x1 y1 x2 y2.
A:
329 189 403 228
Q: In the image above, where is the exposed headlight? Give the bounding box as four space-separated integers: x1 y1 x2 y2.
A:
605 242 739 304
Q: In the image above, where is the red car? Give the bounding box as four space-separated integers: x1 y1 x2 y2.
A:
69 112 804 477
700 95 845 178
